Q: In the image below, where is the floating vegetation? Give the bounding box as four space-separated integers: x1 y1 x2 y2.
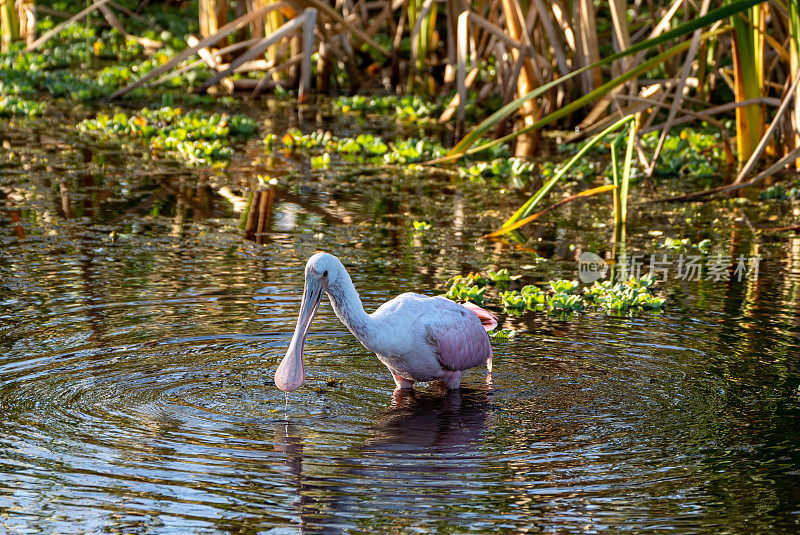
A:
276 128 446 165
333 92 503 125
0 96 45 118
444 269 666 334
640 128 726 178
0 22 209 103
760 183 800 201
488 328 517 340
443 283 486 306
273 128 528 179
548 279 580 294
77 107 258 167
334 95 442 124
583 277 666 311
459 158 536 186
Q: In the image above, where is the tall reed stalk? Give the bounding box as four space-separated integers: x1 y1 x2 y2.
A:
408 0 438 91
730 5 766 164
789 0 800 167
0 0 19 52
485 115 636 239
259 0 285 67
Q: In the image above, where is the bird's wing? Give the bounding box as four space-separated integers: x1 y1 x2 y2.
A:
422 300 492 372
460 301 498 331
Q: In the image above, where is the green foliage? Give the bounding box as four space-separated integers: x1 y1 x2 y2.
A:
0 22 211 103
548 279 579 294
640 129 724 177
0 96 45 117
484 268 519 289
334 94 442 124
443 283 486 306
333 92 501 125
499 285 546 313
583 276 665 312
459 157 536 187
78 107 257 167
279 129 446 165
760 183 800 201
443 268 665 334
548 293 584 311
488 328 517 340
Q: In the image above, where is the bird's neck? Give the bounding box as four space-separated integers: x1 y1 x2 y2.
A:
326 271 375 345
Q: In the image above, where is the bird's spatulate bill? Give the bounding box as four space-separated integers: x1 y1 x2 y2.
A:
275 280 323 392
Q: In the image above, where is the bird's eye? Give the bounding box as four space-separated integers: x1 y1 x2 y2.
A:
323 270 328 277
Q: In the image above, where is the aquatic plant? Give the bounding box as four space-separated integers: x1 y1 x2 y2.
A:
459 158 536 186
77 107 257 167
639 129 726 178
443 283 486 306
488 328 517 340
444 269 665 324
548 279 579 294
0 95 44 117
760 183 800 201
334 94 442 124
548 293 584 311
583 276 665 312
0 20 210 103
278 129 446 166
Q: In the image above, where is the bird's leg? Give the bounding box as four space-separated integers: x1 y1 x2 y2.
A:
391 371 415 390
440 370 462 390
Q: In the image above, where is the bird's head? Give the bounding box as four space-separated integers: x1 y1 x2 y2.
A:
304 251 344 290
274 252 344 392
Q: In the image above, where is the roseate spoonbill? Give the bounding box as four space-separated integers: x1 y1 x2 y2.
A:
275 252 496 392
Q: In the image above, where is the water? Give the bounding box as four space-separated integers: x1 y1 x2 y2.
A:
1 104 800 533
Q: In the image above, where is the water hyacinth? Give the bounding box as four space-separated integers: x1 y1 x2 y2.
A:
1 24 210 102
484 268 520 289
333 94 442 123
499 290 526 311
447 272 488 288
583 276 666 311
459 157 536 185
549 279 580 294
78 107 257 167
278 129 445 164
443 284 486 306
548 293 584 311
0 96 45 117
488 328 517 340
443 269 665 336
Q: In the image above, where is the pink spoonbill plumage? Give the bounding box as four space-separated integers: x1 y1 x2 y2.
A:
275 252 496 392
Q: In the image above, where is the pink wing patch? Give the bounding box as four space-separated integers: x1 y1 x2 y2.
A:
460 301 498 332
426 304 492 372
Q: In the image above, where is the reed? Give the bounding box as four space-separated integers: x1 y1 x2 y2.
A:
0 0 19 52
485 115 636 238
730 5 766 164
789 0 800 167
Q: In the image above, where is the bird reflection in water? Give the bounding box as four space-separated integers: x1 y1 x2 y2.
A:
366 386 491 452
272 386 492 531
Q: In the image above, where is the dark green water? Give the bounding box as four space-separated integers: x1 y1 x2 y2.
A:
1 105 799 533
